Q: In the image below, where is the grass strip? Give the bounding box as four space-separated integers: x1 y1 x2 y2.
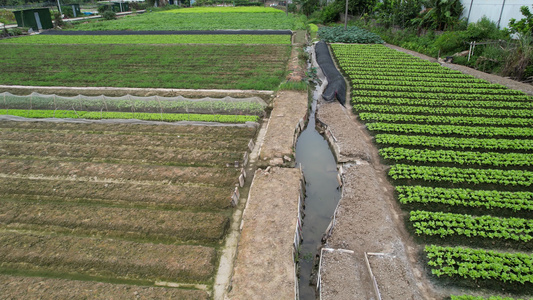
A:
0 34 291 45
161 7 284 13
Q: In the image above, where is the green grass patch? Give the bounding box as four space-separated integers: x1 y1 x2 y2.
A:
70 10 306 31
278 80 308 91
161 7 283 13
0 109 259 123
0 34 291 45
0 44 290 90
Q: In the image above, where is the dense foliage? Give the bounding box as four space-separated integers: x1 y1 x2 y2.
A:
317 26 383 43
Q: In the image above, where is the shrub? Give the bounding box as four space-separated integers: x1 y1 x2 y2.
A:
103 11 116 20
434 31 463 54
0 9 16 25
97 5 111 14
463 16 507 41
320 3 342 24
318 26 384 44
53 12 64 28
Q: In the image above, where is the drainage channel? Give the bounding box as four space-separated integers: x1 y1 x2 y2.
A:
295 85 342 299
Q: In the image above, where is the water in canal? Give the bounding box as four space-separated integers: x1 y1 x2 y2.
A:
295 87 342 299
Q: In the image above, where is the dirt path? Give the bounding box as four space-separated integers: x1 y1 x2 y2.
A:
226 167 304 299
259 90 308 165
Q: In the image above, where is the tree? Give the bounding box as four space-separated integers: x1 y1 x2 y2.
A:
412 0 463 31
508 5 533 36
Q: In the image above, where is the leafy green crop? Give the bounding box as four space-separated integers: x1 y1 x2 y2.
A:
380 147 533 167
411 210 533 242
397 186 533 212
368 122 533 138
426 245 533 284
375 134 533 151
333 43 533 294
360 113 533 127
389 164 533 187
318 26 384 44
0 109 258 123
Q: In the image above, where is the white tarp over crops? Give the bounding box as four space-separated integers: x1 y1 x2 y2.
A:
0 92 267 116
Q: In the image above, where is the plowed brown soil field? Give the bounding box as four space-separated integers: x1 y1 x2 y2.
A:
0 120 256 296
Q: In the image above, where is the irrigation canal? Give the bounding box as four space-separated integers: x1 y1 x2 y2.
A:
295 86 342 299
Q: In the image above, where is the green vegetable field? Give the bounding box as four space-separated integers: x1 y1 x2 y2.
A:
69 7 306 31
0 43 290 89
332 44 533 295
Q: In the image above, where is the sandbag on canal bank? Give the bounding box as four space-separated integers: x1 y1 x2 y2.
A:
315 41 347 106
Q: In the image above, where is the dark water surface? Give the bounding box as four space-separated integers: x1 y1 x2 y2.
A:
295 89 342 299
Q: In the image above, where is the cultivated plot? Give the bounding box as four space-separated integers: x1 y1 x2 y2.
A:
0 120 256 296
69 7 306 31
332 43 533 298
0 44 290 90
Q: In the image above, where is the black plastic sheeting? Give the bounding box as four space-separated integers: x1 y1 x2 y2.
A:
41 30 292 35
315 41 346 106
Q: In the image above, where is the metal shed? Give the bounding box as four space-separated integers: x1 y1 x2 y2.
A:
112 2 129 12
13 8 53 31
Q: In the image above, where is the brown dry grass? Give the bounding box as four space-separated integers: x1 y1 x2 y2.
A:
0 231 216 283
0 120 257 137
0 159 239 187
0 177 231 210
0 200 229 243
0 274 210 300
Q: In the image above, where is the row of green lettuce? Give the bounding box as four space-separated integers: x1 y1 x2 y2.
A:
0 109 258 123
331 43 533 298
